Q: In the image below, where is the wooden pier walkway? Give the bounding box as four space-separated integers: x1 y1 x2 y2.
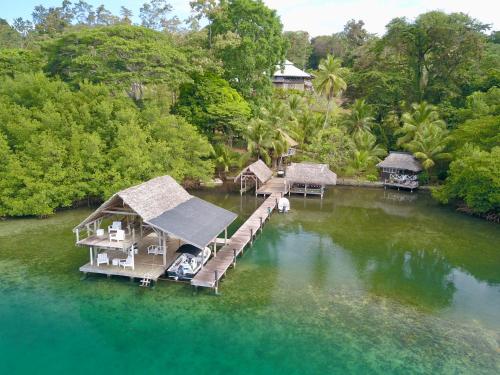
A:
191 192 282 292
256 177 288 196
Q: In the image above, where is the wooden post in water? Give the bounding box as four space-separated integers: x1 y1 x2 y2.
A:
250 228 253 245
233 249 236 268
260 217 263 232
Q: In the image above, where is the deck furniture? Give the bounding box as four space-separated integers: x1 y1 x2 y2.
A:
112 258 121 266
109 229 125 242
97 253 109 266
147 245 165 256
119 255 134 270
96 228 105 237
108 221 122 233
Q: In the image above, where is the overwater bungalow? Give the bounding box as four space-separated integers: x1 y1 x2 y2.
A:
73 176 237 283
285 162 337 198
272 60 313 91
377 152 422 192
234 159 273 195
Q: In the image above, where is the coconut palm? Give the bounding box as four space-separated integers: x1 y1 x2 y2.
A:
406 123 451 171
287 94 306 115
349 132 387 174
245 118 273 164
342 99 375 135
396 102 446 147
212 143 241 178
314 54 348 128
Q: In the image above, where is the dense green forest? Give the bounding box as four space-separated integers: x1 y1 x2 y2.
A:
0 0 498 219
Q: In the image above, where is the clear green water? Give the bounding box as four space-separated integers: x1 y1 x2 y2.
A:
1 187 499 374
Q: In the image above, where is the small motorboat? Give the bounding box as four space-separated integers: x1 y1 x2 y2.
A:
278 197 290 213
166 244 211 281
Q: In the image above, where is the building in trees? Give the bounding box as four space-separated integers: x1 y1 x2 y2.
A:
272 60 313 91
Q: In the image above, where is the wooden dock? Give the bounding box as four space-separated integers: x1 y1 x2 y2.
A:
256 177 288 196
191 192 282 292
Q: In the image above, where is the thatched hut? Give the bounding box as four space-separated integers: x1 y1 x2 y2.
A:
73 176 237 281
377 152 422 191
285 162 337 198
234 159 273 195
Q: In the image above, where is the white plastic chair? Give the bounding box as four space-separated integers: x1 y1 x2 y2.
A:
108 221 122 232
97 253 109 267
119 255 134 270
109 229 125 242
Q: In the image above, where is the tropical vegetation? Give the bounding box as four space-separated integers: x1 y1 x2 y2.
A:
0 1 498 219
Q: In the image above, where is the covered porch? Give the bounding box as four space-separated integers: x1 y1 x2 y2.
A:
79 233 183 281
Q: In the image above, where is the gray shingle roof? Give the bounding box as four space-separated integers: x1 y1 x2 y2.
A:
273 60 312 78
286 163 337 185
148 197 237 249
377 152 422 172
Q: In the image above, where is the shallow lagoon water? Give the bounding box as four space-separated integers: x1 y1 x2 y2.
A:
0 187 499 374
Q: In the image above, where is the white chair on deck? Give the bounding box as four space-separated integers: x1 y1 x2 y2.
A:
97 253 109 267
109 229 125 242
108 221 122 232
119 255 134 270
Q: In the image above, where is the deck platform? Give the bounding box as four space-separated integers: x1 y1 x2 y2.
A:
79 235 183 281
256 177 288 196
191 192 281 291
383 180 419 192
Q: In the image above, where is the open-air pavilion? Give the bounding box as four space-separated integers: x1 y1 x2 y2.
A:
74 176 237 282
234 159 273 195
285 162 337 198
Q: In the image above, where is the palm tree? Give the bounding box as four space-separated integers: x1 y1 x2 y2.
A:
406 123 451 171
212 143 241 179
314 54 348 128
245 119 272 165
287 94 306 115
342 99 375 135
349 132 387 174
396 102 446 147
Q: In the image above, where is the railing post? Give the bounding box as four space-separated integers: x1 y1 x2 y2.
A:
214 270 219 295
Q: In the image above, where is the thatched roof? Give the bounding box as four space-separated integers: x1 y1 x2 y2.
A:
377 152 422 172
234 159 273 183
74 176 237 248
273 60 312 79
286 163 337 185
280 130 299 147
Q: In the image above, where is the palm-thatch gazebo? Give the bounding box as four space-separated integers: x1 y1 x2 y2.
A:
73 176 237 282
285 162 337 198
377 152 422 191
234 159 273 195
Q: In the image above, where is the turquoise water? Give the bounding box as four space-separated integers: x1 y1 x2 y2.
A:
0 187 499 374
